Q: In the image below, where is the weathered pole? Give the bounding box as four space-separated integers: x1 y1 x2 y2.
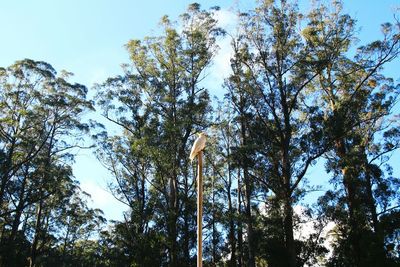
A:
197 150 203 267
190 132 206 267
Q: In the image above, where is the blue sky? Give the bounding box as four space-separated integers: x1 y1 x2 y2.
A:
1 0 399 221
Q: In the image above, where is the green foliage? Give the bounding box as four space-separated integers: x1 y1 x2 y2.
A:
0 59 101 267
1 1 399 267
95 3 222 266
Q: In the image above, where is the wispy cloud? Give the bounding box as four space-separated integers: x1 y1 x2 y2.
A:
80 179 126 221
205 8 238 98
74 152 126 221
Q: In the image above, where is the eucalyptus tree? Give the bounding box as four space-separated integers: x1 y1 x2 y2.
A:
212 102 241 266
96 4 223 266
226 1 332 266
53 188 106 267
0 60 56 215
0 59 95 266
302 2 400 265
225 46 258 267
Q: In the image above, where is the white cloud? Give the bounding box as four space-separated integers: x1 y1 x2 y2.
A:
210 37 233 89
215 9 237 31
80 179 127 221
293 205 336 267
73 152 127 221
258 203 335 266
205 9 239 98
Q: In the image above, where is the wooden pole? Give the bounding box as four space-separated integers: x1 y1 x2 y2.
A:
197 150 203 267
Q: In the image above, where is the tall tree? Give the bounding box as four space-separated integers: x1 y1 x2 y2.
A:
225 45 257 267
0 59 97 266
303 2 400 266
226 1 330 266
95 4 223 266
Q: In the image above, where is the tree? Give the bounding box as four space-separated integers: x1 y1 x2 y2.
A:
302 1 400 265
1 2 399 267
0 59 99 267
225 1 331 266
95 4 223 266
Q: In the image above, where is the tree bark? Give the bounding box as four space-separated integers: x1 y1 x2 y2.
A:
336 138 362 267
0 137 16 213
282 142 296 267
29 197 43 267
4 167 30 266
227 167 237 267
364 163 386 264
239 102 255 267
212 170 217 266
244 168 255 267
168 175 178 267
283 193 296 267
237 170 243 267
183 172 191 267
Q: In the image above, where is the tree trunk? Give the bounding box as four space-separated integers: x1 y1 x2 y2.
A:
239 106 255 267
365 164 386 264
4 169 29 266
9 164 31 239
336 138 362 267
283 193 296 267
212 170 217 266
244 168 255 267
227 168 237 267
282 151 296 267
225 117 237 267
183 172 191 267
237 170 243 267
365 167 379 234
168 175 178 267
29 198 43 267
29 128 55 267
0 138 16 213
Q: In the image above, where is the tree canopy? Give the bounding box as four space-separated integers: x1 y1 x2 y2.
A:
0 1 399 267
